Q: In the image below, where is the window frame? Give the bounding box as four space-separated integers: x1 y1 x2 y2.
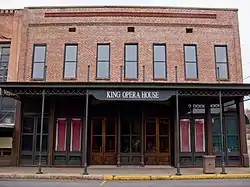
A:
124 43 138 79
96 43 110 79
63 43 78 79
31 44 47 80
184 44 198 80
153 43 167 79
214 45 229 80
0 43 10 82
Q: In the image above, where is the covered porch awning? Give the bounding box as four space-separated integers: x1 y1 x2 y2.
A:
0 82 250 100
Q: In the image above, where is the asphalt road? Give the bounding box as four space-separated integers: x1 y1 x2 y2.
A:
0 180 250 187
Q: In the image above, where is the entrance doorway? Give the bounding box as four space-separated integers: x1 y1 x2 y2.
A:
179 117 206 166
53 118 82 165
91 118 117 165
20 116 49 166
120 117 141 165
145 118 170 165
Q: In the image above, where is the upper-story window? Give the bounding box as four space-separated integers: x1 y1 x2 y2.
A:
125 44 138 79
32 45 46 79
215 45 228 80
184 45 198 79
0 43 10 82
64 44 77 78
96 44 110 79
153 44 166 79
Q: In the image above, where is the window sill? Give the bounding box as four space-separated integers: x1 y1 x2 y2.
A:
124 78 139 81
95 78 110 81
216 78 230 82
153 78 168 81
30 78 44 81
185 78 199 81
62 78 77 80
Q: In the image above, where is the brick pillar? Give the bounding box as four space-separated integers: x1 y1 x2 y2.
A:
12 100 21 166
236 97 249 167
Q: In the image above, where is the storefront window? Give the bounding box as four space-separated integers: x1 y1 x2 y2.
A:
226 117 239 152
212 118 222 152
180 119 191 152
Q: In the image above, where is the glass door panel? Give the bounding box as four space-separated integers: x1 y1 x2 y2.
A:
194 119 205 152
180 119 191 152
55 119 67 152
70 119 82 152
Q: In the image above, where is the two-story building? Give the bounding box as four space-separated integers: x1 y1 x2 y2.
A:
0 6 250 168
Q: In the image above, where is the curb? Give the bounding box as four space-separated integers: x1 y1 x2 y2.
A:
0 173 250 180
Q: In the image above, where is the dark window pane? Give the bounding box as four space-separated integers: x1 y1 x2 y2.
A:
64 62 76 78
121 119 130 135
92 119 102 135
212 118 220 134
37 117 49 134
226 117 237 134
212 135 222 152
65 45 77 61
159 136 169 152
131 119 140 135
98 45 109 61
216 63 228 79
227 135 239 152
1 55 9 62
21 135 33 151
154 45 165 61
36 135 48 152
159 119 169 135
22 118 34 133
0 111 14 124
131 136 140 153
125 45 137 61
34 46 46 62
105 136 115 152
121 136 130 153
2 47 10 55
92 136 102 152
33 63 44 79
97 62 109 78
106 119 115 135
154 62 166 79
215 46 227 62
185 63 197 79
146 119 156 135
146 136 156 152
184 46 196 62
1 97 15 110
125 62 137 79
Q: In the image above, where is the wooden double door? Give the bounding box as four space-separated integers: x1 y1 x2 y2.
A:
91 118 117 165
144 118 170 165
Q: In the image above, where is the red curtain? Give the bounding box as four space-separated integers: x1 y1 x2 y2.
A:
180 119 190 152
195 119 205 152
56 119 67 151
71 119 82 152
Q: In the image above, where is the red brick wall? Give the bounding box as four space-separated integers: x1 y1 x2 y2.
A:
9 7 243 83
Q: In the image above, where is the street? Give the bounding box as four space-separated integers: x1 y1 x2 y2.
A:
0 179 250 187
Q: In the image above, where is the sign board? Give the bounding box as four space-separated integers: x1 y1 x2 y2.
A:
90 90 175 101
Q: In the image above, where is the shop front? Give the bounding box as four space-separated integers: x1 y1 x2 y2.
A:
1 82 249 168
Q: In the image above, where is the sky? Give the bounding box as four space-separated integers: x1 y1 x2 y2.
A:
1 0 250 108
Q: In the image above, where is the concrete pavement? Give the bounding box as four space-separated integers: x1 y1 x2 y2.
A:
1 179 250 187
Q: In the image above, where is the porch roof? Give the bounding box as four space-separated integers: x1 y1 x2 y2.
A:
0 81 250 89
1 82 250 97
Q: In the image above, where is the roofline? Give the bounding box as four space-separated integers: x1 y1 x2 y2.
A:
24 5 238 12
0 82 249 90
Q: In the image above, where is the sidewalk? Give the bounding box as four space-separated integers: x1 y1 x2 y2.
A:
0 166 250 180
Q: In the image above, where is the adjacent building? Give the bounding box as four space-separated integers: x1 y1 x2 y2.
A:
0 6 249 167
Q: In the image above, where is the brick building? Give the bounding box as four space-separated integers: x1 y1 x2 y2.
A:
0 6 250 167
